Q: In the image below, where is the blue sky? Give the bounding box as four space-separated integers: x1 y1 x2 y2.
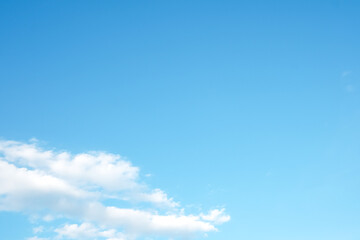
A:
0 1 360 239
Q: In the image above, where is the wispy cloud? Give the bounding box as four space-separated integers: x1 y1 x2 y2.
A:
201 208 231 224
0 139 229 239
33 226 44 234
55 223 126 240
341 70 352 78
340 70 357 93
345 84 355 92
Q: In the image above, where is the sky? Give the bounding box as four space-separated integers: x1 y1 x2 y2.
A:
0 0 360 239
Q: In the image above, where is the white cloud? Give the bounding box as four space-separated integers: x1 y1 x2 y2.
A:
98 206 216 236
55 222 126 240
0 140 139 191
131 189 180 208
33 226 44 234
0 160 91 212
43 214 55 222
201 208 231 225
27 237 49 240
0 139 230 239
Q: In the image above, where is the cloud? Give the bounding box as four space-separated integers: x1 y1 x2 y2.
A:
33 226 44 234
27 237 49 240
201 208 231 225
0 139 229 239
0 140 139 191
0 160 91 212
341 71 351 78
130 189 180 208
55 223 126 240
345 84 355 92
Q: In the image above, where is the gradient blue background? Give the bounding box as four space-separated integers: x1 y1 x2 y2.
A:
1 0 360 239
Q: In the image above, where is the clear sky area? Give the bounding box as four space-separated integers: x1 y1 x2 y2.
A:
0 1 360 240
